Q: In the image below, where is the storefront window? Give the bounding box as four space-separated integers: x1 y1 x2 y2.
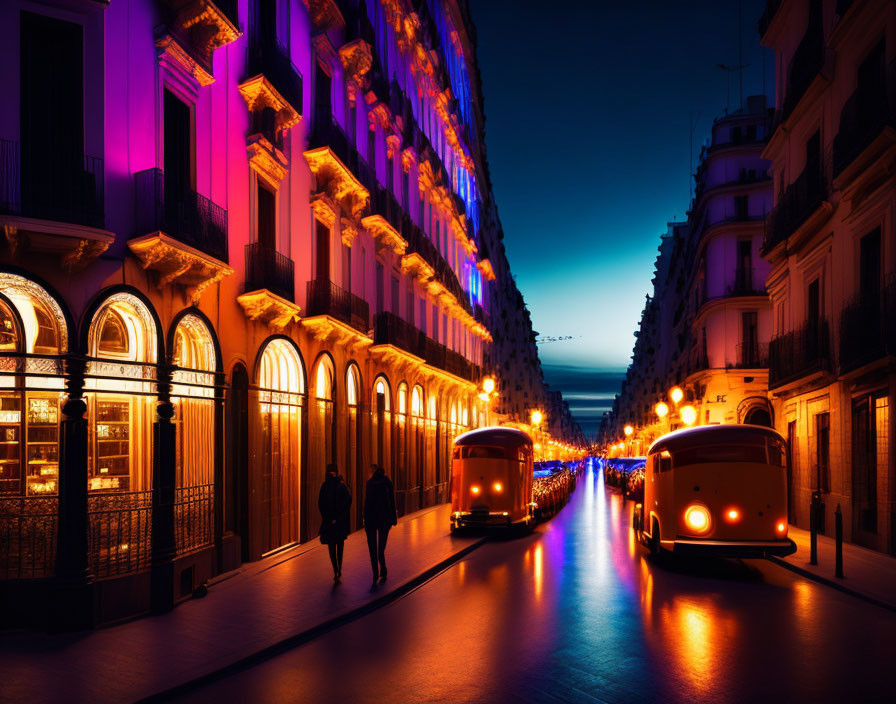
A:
309 357 334 539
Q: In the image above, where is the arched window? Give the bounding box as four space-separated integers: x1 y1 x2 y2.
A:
346 364 360 407
411 385 423 417
85 293 158 495
398 382 408 415
170 314 217 554
372 375 392 470
315 357 334 400
427 393 437 421
257 338 305 554
450 402 457 426
309 354 336 540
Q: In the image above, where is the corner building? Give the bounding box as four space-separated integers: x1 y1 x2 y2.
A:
760 0 896 554
0 0 521 628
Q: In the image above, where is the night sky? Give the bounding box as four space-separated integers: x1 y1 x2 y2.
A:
468 0 774 438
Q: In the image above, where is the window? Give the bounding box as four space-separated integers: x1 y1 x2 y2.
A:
391 276 399 314
315 220 329 280
734 195 748 220
258 183 276 250
814 412 830 493
807 278 820 328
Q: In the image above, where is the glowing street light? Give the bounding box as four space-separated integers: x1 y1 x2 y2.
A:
655 402 669 419
482 377 496 394
531 409 543 426
624 425 634 436
680 404 698 426
669 386 684 405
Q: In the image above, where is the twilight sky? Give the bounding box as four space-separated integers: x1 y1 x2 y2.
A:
468 0 774 437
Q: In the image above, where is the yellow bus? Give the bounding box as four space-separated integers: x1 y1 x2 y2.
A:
633 425 797 558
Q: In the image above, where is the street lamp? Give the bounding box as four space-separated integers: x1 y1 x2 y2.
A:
669 386 684 405
531 409 543 426
655 402 669 419
479 377 498 425
680 404 698 426
624 425 634 436
482 377 496 394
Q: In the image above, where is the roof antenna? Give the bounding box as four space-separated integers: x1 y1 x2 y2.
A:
717 0 749 112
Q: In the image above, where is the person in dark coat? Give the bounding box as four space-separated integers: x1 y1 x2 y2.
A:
363 463 397 584
319 463 351 580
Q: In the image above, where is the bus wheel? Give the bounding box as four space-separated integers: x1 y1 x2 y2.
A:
648 518 661 557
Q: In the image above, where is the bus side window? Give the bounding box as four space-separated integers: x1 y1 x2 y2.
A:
658 450 672 473
452 447 462 461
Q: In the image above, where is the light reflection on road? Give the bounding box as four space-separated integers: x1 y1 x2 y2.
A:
178 466 896 704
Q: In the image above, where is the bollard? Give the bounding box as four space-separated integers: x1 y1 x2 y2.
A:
835 503 844 579
809 491 819 566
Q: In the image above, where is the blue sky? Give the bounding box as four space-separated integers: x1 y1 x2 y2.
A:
469 0 773 436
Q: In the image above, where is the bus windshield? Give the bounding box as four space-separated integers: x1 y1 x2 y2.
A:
672 439 785 468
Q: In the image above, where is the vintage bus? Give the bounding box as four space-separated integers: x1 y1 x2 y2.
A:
632 425 797 558
450 427 535 530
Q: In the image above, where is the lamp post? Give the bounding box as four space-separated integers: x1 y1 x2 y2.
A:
478 376 497 426
531 409 544 462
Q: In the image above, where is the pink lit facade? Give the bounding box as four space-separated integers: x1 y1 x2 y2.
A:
0 0 582 629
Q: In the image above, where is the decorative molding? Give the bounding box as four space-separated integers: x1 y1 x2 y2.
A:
0 216 114 272
400 252 435 283
156 34 214 88
127 232 233 302
303 146 369 219
310 192 338 229
339 39 373 105
176 0 241 62
238 75 301 130
237 289 302 328
301 0 345 32
302 315 372 352
361 214 408 255
476 258 496 282
340 217 358 247
247 135 289 189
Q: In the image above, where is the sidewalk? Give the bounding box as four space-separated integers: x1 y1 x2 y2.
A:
769 523 896 611
0 504 484 704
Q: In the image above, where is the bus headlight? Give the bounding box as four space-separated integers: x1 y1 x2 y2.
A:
493 482 503 493
471 485 481 496
684 504 712 534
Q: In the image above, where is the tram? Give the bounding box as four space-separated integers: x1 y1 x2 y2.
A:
632 425 797 558
450 427 535 530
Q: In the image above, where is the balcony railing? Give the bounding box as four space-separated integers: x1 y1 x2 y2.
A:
764 165 826 250
781 12 825 121
247 37 303 115
833 62 895 178
769 320 831 388
306 278 370 333
424 337 476 382
839 282 896 373
1 139 104 229
728 268 765 297
374 311 426 358
134 168 228 262
244 243 295 301
734 342 769 369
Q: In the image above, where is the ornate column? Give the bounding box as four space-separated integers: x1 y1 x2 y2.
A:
53 353 93 631
150 363 177 612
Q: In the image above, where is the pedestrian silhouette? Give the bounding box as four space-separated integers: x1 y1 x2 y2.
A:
318 463 351 581
364 463 397 585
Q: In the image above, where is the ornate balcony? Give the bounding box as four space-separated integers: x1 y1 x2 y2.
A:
304 278 370 334
371 311 426 371
769 320 831 389
130 168 232 300
832 61 896 183
423 337 476 385
158 0 241 86
304 117 369 219
301 0 344 32
839 282 896 375
727 268 766 297
780 12 829 123
764 165 831 252
733 342 769 369
237 243 300 328
245 38 303 120
0 139 111 269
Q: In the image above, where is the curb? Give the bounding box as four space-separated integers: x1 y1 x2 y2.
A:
137 536 489 703
767 556 896 614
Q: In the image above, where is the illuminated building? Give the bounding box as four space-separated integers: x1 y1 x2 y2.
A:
0 0 579 628
760 0 896 553
601 97 774 453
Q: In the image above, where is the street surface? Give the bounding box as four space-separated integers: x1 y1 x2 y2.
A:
173 464 896 704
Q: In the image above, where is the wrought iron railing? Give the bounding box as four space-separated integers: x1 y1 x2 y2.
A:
374 311 426 358
833 61 895 177
728 267 765 296
423 337 475 382
306 278 370 333
175 483 214 556
769 320 831 388
839 281 896 373
247 37 303 114
244 242 295 301
88 489 152 578
733 342 769 369
0 139 104 229
764 164 827 250
134 168 229 262
0 496 57 580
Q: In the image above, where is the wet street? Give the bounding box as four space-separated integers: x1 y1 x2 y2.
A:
174 465 896 704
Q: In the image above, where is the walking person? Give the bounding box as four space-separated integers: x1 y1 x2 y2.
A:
364 463 397 585
319 463 351 581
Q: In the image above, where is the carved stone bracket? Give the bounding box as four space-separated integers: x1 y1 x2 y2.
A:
339 40 373 106
302 315 372 352
476 258 496 282
369 343 424 378
127 232 233 302
303 147 370 219
340 217 358 247
301 0 345 32
361 214 408 255
237 290 302 328
0 217 114 272
156 34 214 87
310 192 338 229
247 135 289 189
175 0 241 64
238 75 301 130
400 252 435 284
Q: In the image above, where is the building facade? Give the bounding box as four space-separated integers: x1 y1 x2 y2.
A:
760 0 896 553
601 97 774 456
0 0 580 629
